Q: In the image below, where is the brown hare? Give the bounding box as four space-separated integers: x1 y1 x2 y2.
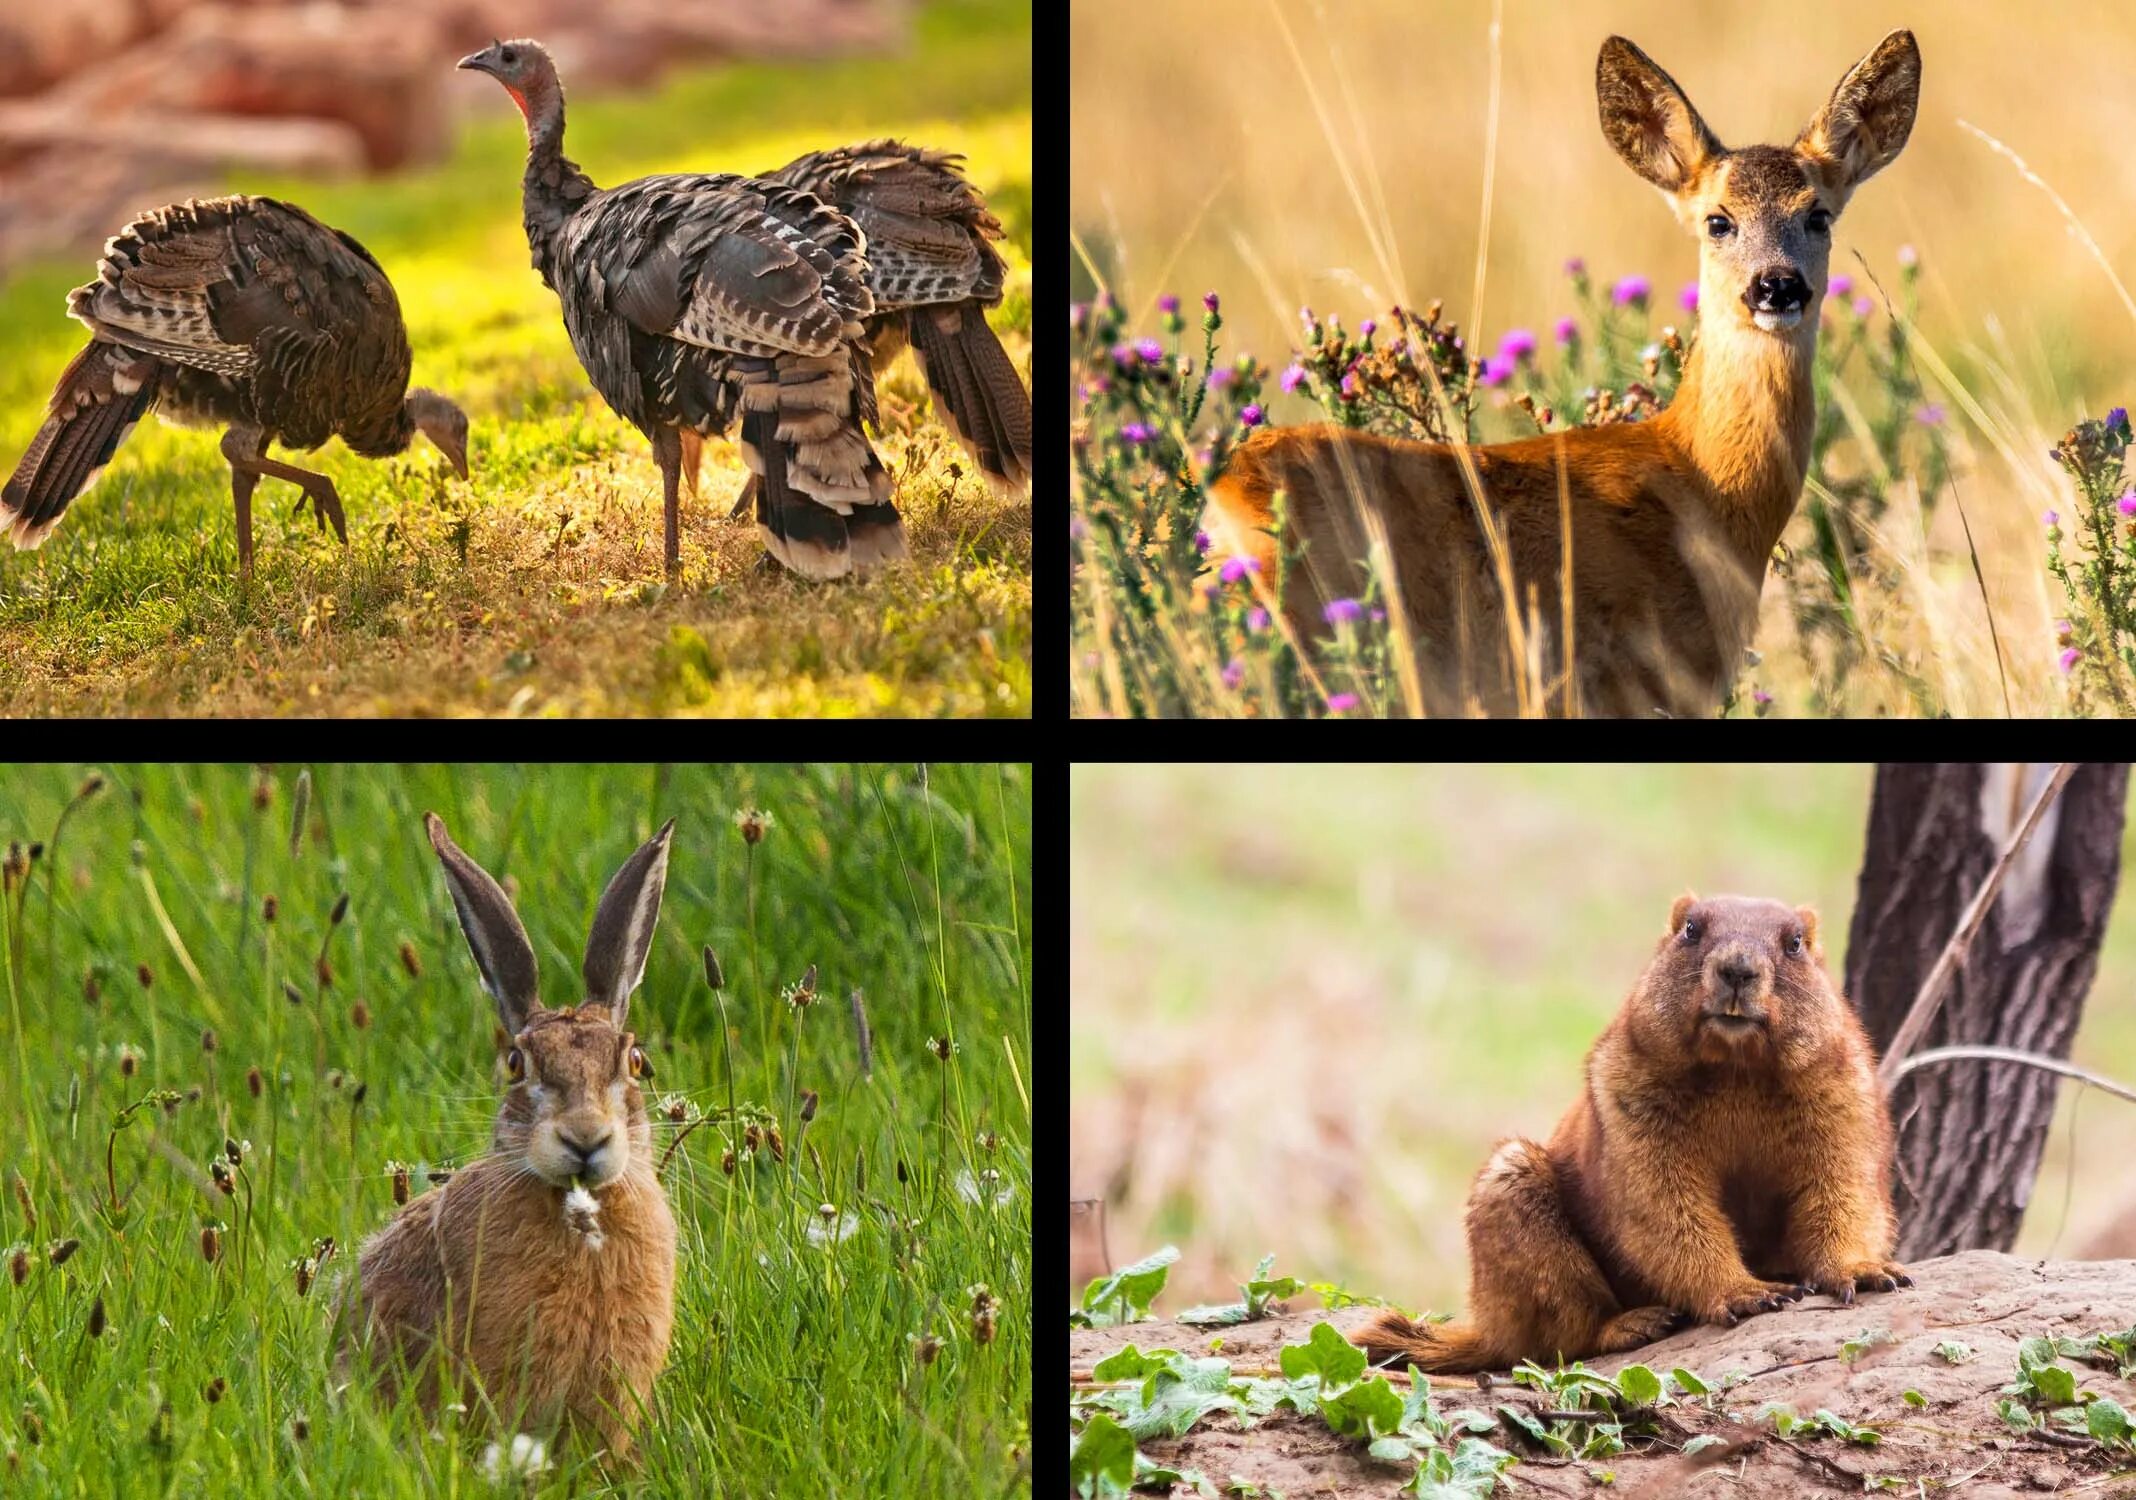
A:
339 812 679 1457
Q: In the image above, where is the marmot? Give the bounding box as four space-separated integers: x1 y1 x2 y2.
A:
1353 893 1908 1373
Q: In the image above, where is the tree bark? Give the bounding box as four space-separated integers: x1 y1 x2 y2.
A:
1846 763 2128 1260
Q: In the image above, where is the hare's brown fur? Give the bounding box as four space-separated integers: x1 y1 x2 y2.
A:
341 816 679 1455
1352 894 1906 1373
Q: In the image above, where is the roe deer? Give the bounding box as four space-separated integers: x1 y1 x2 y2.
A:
1201 30 1921 716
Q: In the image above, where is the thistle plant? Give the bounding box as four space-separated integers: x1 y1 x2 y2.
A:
2045 407 2136 711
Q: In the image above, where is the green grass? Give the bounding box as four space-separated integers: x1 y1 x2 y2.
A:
0 764 1033 1494
0 0 1031 716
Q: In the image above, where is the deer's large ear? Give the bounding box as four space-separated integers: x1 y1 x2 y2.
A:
426 812 542 1034
1796 29 1920 195
582 819 674 1027
1597 36 1724 194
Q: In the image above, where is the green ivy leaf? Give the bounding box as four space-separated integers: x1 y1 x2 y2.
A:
2032 1364 2078 1407
1321 1374 1405 1440
1279 1321 1368 1387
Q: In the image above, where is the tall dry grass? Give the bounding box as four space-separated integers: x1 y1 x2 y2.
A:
1070 0 2136 716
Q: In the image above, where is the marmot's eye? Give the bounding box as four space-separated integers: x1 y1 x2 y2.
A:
627 1046 651 1080
1784 933 1805 957
1680 919 1702 945
505 1047 524 1080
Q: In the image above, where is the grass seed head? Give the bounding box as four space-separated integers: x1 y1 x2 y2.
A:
82 969 99 1006
87 1294 105 1337
281 980 303 1006
245 1066 263 1098
8 1248 27 1285
211 1159 234 1195
702 945 724 989
390 1162 409 1205
293 1257 314 1296
226 1137 243 1166
117 1045 139 1078
721 1148 736 1175
315 955 333 988
914 1331 943 1365
199 1225 220 1264
10 1173 30 1227
134 963 152 990
350 999 371 1030
927 1035 954 1062
733 808 772 845
262 894 278 923
289 1413 308 1442
47 1238 79 1267
398 940 421 978
329 892 349 926
969 1283 999 1345
800 1089 818 1124
850 988 873 1077
75 773 105 803
977 1131 1000 1154
204 1376 226 1404
200 1027 217 1053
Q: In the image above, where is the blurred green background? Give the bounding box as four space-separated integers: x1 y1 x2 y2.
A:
1070 764 2136 1315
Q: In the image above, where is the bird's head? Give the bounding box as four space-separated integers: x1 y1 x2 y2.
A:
456 38 558 125
407 388 470 480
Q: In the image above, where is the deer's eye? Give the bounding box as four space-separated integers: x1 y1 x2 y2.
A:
628 1046 651 1080
506 1047 524 1080
1807 209 1833 235
1704 214 1733 239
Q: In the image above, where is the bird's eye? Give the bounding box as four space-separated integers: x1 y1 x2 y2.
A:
1807 210 1832 235
506 1047 524 1080
1704 214 1733 239
628 1046 651 1080
1680 919 1702 945
500 47 517 64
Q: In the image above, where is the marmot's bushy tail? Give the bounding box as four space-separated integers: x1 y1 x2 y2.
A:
1349 1311 1506 1374
2 340 160 549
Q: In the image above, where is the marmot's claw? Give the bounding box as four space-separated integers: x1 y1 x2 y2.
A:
1838 1283 1856 1307
1896 1274 1915 1288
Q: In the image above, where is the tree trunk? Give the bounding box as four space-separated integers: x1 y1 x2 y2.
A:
1845 762 2128 1259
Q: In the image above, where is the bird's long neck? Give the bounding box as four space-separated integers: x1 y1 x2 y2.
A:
516 74 596 288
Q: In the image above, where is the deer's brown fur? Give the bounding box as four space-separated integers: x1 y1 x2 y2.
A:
1202 30 1921 716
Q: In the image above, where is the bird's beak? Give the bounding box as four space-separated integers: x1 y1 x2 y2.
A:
449 447 470 482
456 50 494 75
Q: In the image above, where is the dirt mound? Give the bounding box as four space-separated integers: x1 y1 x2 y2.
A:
1070 1251 2136 1498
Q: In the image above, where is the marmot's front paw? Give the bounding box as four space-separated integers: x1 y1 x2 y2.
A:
1804 1260 1912 1305
1696 1279 1807 1326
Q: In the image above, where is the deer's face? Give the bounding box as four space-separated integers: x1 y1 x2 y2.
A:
1682 148 1840 335
1596 31 1920 340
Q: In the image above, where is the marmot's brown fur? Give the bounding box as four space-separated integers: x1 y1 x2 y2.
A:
1353 893 1908 1373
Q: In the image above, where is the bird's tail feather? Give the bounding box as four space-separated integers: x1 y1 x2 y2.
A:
733 350 903 581
2 341 159 549
907 302 1031 498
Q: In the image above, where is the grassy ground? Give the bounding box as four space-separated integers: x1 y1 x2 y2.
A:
0 764 1032 1495
1070 2 2135 717
1070 764 2136 1312
0 1 1031 717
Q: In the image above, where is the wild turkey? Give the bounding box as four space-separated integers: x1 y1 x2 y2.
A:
1 196 469 574
458 38 897 581
766 141 1031 498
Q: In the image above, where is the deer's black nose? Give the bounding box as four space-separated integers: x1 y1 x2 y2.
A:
1745 270 1810 313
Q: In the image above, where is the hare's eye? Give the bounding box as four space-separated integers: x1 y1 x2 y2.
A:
506 1047 524 1080
628 1046 651 1080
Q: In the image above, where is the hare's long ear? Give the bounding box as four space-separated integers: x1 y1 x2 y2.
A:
425 812 541 1034
582 818 674 1026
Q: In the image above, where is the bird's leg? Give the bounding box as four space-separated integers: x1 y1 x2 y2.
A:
728 476 757 521
677 429 703 499
651 426 683 574
219 428 267 575
220 429 348 546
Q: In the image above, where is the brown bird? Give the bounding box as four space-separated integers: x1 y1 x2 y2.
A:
458 38 896 581
2 195 469 574
766 140 1032 498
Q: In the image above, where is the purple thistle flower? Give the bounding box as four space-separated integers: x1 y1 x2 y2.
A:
1135 338 1164 365
1897 244 1918 268
1611 275 1650 307
1341 372 1360 399
2109 406 2130 432
1827 274 1855 299
1751 688 1773 706
1300 306 1315 328
1158 293 1180 316
1915 404 1947 426
1280 363 1307 394
1564 257 1586 277
1678 282 1699 313
1203 291 1220 314
1071 303 1088 331
1498 328 1538 363
2060 647 2082 674
1478 355 1512 388
1323 598 1364 626
1206 367 1235 390
1554 316 1579 345
1851 296 1874 318
1120 422 1155 445
1240 404 1265 428
1070 516 1088 541
2054 618 2073 641
1247 607 1271 633
2118 494 2136 517
1360 318 1377 339
1369 607 1386 623
1193 530 1211 554
1221 658 1245 691
1219 556 1261 584
2044 509 2060 526
1110 344 1135 370
1325 693 1360 714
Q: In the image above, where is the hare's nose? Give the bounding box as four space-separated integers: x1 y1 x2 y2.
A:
559 1128 613 1165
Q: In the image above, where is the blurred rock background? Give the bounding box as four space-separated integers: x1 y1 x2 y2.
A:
0 0 905 271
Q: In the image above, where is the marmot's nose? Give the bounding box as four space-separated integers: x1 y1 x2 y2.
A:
1715 957 1759 992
